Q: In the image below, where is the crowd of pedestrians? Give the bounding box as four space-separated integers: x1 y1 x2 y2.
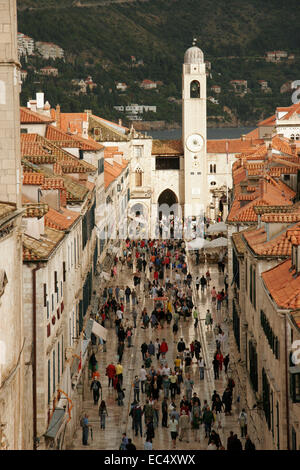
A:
79 237 255 451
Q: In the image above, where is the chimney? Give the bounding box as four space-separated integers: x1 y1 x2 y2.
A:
56 104 61 128
60 189 67 208
241 134 246 141
118 119 122 126
36 92 44 110
28 99 37 112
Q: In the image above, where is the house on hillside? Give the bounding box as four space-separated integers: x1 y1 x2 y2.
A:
211 85 221 94
40 66 58 77
116 82 128 92
140 79 157 90
230 80 248 94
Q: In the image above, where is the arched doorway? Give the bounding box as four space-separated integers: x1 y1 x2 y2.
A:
158 189 178 207
157 189 180 238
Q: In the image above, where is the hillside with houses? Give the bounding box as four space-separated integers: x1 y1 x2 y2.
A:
17 0 300 127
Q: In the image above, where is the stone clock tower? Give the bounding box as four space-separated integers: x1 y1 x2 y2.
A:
182 45 207 219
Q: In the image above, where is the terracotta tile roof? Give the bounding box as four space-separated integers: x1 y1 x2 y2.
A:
23 173 45 185
277 102 300 121
22 160 91 203
233 166 247 185
232 230 248 255
0 202 17 220
238 194 257 201
261 212 300 223
23 203 49 218
45 207 80 230
23 227 65 261
41 178 65 190
272 135 294 156
246 128 260 139
207 138 263 154
262 259 300 311
21 134 97 173
20 107 55 124
152 139 183 156
243 226 293 257
104 158 129 189
58 112 88 135
258 114 276 127
227 180 293 223
46 125 105 151
20 133 38 142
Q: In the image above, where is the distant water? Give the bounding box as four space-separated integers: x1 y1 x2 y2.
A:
147 127 255 140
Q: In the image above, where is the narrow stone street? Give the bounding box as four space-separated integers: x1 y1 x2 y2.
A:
67 242 242 450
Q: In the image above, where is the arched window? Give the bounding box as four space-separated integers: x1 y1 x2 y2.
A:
296 134 300 141
291 134 295 140
210 164 216 174
210 181 216 186
190 80 200 99
135 170 143 187
214 164 216 173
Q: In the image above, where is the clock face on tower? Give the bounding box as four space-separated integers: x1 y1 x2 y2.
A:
186 133 204 153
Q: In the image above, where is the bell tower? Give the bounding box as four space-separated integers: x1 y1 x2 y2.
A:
182 42 207 220
0 0 21 207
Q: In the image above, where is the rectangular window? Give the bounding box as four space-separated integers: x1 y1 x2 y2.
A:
58 342 60 383
74 238 77 266
62 335 64 370
63 262 66 282
54 271 58 293
47 301 49 320
135 172 142 187
53 350 55 394
43 284 47 307
133 146 143 158
48 359 51 404
156 156 180 170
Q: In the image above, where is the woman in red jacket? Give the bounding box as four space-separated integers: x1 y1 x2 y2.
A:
160 338 168 355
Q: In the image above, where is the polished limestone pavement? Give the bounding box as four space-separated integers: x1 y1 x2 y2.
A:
67 246 242 450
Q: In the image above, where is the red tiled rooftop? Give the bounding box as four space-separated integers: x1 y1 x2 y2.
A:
45 207 80 230
20 107 55 124
262 259 300 311
23 173 45 185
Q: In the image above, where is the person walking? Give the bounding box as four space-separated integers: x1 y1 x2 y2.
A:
244 434 256 451
205 310 213 331
193 308 199 328
238 409 248 438
178 410 190 443
106 362 116 388
81 414 90 446
200 274 207 293
160 338 168 356
213 355 220 380
224 354 230 374
133 376 141 403
90 377 102 405
132 307 138 328
132 402 143 438
191 411 201 443
169 415 179 449
184 374 194 402
99 400 108 429
162 397 168 428
202 406 215 438
140 365 147 393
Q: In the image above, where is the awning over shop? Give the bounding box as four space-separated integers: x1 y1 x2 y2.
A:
44 408 66 439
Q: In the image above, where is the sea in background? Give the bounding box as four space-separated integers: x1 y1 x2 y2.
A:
145 127 255 140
